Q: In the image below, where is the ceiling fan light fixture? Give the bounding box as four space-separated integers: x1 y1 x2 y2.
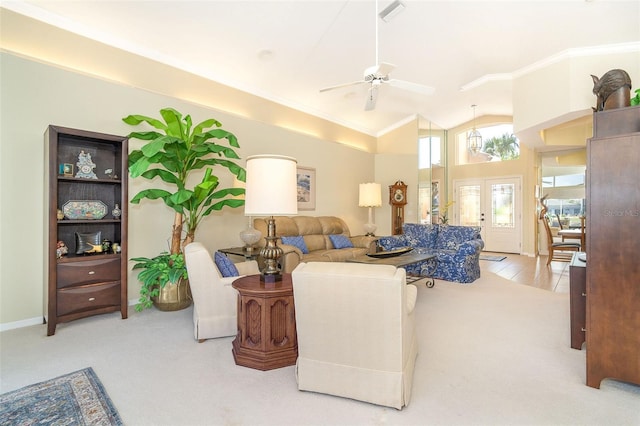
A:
379 0 405 22
467 104 483 154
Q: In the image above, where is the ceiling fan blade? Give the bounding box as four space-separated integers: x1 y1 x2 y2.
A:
364 84 379 111
377 62 396 76
388 79 435 96
319 80 366 93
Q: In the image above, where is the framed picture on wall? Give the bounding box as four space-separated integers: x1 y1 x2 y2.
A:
296 166 316 210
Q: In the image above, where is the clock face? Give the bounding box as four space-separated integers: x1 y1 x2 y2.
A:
80 165 92 174
394 190 404 202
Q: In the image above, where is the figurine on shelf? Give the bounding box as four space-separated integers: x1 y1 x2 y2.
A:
75 150 98 179
56 241 68 259
56 209 64 220
112 203 122 219
85 243 103 254
101 238 112 253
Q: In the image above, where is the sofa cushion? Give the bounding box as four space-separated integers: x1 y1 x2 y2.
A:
305 235 328 252
293 216 324 235
318 216 348 235
329 234 354 249
435 225 480 250
403 223 438 248
282 235 309 254
214 252 239 277
274 216 299 236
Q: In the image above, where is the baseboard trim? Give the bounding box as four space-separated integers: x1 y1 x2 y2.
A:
1 299 139 332
0 316 43 332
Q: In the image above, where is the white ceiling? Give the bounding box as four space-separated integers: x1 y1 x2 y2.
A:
3 0 639 136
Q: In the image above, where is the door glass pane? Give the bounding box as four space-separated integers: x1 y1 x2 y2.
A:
459 185 480 226
491 183 514 228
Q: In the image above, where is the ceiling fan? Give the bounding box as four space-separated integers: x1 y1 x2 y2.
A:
319 1 435 111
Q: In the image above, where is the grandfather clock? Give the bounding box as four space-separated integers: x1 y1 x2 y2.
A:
389 181 407 235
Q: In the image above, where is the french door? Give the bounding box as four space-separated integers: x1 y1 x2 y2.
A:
454 176 522 253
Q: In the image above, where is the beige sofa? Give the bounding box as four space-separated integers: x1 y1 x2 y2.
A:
292 262 418 409
253 216 376 273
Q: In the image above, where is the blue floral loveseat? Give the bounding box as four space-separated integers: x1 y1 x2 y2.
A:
377 223 484 283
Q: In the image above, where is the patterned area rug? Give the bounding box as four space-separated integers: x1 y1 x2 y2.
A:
0 367 122 425
479 255 507 261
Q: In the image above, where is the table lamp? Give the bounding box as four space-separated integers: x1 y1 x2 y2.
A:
244 155 298 282
359 182 382 236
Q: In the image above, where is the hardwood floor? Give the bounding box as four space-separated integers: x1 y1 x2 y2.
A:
480 253 571 293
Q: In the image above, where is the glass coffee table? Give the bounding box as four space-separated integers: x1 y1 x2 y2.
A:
347 250 436 288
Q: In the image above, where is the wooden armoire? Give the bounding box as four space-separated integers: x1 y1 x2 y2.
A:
586 105 640 388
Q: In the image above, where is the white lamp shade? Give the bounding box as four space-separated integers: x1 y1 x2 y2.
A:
244 155 298 216
359 182 382 207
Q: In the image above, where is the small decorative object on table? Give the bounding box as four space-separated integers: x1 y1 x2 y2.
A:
239 217 261 251
75 150 98 179
366 247 413 258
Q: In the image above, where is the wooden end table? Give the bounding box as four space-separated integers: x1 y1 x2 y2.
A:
231 273 297 370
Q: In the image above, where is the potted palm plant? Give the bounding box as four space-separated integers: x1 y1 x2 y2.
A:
124 108 246 311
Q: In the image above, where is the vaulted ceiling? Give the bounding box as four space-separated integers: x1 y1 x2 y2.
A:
2 0 639 137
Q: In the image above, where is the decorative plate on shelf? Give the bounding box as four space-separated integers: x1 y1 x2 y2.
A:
367 247 413 258
62 200 107 220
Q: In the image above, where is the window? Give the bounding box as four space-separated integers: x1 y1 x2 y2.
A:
418 136 441 169
542 172 585 227
457 124 519 165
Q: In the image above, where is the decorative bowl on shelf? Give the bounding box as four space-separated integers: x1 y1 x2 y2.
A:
62 200 107 220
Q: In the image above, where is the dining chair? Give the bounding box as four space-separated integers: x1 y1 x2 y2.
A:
540 197 581 265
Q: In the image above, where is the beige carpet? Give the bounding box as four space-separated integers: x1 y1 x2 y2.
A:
1 272 639 425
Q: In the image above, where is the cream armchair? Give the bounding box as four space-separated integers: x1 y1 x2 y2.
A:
183 242 259 342
291 262 418 410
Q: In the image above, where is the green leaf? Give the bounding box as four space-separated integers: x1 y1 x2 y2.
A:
130 188 172 204
202 199 245 216
140 168 181 185
194 129 239 148
127 131 163 141
159 108 184 138
122 114 167 131
193 118 221 135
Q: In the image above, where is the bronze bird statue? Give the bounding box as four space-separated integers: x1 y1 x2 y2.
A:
591 69 632 112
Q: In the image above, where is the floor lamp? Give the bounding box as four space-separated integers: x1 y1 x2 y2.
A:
244 155 298 282
359 182 382 236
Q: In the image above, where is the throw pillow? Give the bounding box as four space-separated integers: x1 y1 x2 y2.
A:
214 252 239 277
281 236 309 254
329 234 354 249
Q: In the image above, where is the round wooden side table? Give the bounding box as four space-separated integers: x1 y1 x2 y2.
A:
231 273 298 370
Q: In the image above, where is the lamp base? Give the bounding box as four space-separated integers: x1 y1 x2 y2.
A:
260 272 282 283
259 216 283 279
363 222 377 236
